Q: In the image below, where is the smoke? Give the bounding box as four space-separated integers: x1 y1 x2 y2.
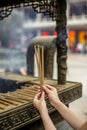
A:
0 9 27 71
0 48 26 72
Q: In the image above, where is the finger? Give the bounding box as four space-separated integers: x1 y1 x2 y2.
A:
36 86 41 92
41 91 45 100
37 89 41 92
36 86 40 89
45 84 54 90
42 85 50 93
34 92 41 100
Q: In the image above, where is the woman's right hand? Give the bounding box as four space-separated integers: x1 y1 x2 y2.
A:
42 85 61 107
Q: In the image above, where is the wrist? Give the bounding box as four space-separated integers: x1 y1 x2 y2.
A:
40 111 49 119
39 108 48 115
53 100 63 109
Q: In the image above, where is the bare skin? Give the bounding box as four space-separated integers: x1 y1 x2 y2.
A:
33 85 86 130
33 91 57 130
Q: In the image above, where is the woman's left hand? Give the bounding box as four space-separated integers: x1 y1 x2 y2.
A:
33 91 48 114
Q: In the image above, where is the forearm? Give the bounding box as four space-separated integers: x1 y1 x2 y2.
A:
40 111 57 130
54 101 85 130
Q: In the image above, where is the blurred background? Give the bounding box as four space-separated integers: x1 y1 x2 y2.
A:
0 0 87 71
0 0 87 121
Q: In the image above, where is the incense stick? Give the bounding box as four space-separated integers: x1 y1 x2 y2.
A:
34 45 44 91
41 46 44 87
34 46 40 79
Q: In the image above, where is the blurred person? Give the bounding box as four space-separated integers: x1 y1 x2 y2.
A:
12 67 27 76
19 67 27 76
76 43 83 53
33 85 87 130
5 67 27 76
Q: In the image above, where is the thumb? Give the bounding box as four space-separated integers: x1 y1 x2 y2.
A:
42 85 50 94
41 91 45 100
34 92 41 101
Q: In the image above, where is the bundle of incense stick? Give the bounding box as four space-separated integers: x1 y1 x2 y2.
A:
34 45 44 91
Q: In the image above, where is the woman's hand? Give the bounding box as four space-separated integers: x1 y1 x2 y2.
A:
42 85 60 107
33 91 48 114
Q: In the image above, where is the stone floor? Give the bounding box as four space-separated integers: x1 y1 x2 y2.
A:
53 53 87 129
54 53 87 119
56 120 73 130
67 53 87 120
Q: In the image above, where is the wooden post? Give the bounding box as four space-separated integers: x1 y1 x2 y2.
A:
55 0 67 84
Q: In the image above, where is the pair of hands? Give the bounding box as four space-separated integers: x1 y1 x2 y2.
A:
33 85 60 114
